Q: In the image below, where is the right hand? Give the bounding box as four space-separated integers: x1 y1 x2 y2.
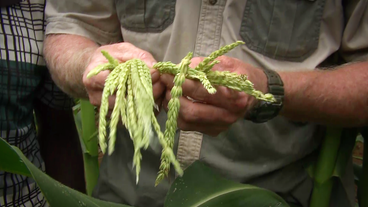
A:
82 42 165 113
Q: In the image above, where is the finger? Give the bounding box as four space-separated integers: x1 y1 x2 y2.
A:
83 69 110 91
94 70 110 89
162 91 231 136
162 74 246 112
179 96 238 125
108 95 116 110
160 74 175 90
162 91 170 112
88 90 116 108
107 109 113 118
163 90 238 125
153 81 165 101
154 96 163 116
150 69 161 84
206 87 248 112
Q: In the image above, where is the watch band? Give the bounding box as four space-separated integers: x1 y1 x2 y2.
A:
264 69 284 98
246 68 284 123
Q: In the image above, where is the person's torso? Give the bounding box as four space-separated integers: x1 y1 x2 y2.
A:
0 1 48 206
94 1 353 207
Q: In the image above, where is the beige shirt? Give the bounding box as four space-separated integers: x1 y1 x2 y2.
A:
45 0 368 207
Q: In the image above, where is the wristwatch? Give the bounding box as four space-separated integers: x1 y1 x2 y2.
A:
246 68 284 123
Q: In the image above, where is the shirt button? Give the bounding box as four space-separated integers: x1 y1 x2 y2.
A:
209 0 217 5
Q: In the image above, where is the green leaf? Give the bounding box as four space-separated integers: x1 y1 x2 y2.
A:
306 128 359 180
165 161 290 207
77 99 100 196
332 128 358 178
1 138 291 207
0 138 31 177
0 138 131 207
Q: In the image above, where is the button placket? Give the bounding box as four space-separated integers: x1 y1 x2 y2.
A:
209 0 217 5
176 0 226 174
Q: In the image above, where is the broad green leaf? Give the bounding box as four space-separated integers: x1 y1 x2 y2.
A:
1 137 291 207
165 161 290 207
0 138 30 177
0 138 131 207
1 137 292 207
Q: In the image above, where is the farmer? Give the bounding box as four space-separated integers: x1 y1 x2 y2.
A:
0 0 85 206
43 0 368 207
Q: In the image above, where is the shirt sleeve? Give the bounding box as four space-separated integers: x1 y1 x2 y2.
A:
45 0 123 45
340 0 368 62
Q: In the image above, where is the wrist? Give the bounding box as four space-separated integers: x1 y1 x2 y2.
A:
245 68 284 123
244 67 268 112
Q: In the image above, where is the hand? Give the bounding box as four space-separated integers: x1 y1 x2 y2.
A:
82 42 165 114
160 56 267 136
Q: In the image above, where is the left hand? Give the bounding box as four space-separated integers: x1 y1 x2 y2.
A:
160 56 268 136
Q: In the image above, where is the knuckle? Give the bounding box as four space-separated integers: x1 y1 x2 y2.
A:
137 51 150 60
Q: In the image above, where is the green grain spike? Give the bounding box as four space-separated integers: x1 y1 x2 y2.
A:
126 71 143 184
90 42 276 187
101 50 119 67
156 52 191 184
87 63 115 78
107 64 130 155
195 41 244 72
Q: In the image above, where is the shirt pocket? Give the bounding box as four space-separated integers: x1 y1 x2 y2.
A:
240 0 326 62
115 0 176 33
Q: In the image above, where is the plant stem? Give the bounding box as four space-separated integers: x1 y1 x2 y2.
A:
80 100 99 196
359 128 368 207
310 127 342 207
